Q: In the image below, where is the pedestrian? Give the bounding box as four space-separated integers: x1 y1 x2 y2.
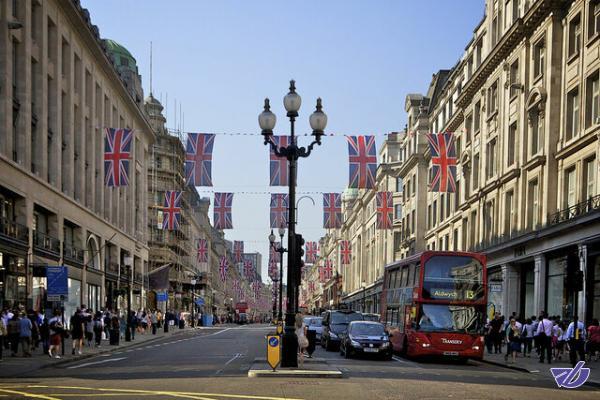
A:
586 318 600 361
7 313 20 357
0 314 6 361
27 309 40 352
531 315 540 355
556 321 567 361
70 308 84 355
85 311 94 347
39 317 50 355
109 315 120 345
489 313 503 354
566 315 586 367
150 310 158 335
507 318 521 364
522 318 535 357
48 309 64 359
537 312 553 364
19 312 32 357
551 318 561 361
93 311 104 347
295 313 309 368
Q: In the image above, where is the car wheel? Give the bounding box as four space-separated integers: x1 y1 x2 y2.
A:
383 351 393 361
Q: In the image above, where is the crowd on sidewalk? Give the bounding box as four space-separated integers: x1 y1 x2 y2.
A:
0 305 190 361
485 311 600 367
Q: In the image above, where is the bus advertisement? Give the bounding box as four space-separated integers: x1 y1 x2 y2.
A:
381 251 487 360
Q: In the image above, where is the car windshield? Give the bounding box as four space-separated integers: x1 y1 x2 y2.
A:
331 312 363 325
417 304 485 334
350 323 385 336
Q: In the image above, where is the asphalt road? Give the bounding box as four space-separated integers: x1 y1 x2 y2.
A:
0 324 597 400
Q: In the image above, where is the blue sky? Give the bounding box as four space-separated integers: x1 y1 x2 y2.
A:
82 0 485 281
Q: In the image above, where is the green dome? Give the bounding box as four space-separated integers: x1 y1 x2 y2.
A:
104 39 137 70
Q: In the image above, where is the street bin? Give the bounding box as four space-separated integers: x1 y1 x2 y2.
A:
202 314 213 327
306 329 316 357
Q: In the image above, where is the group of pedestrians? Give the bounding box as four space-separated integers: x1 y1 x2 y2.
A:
485 311 600 367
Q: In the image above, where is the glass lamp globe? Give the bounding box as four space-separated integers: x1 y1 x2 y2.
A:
283 80 301 116
310 98 327 138
259 98 276 135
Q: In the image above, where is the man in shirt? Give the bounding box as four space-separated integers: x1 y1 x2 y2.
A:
566 315 586 367
19 312 32 357
536 312 553 364
489 313 504 354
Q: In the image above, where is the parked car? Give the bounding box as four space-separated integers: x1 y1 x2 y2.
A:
304 316 323 340
321 309 363 351
339 321 393 360
362 313 381 322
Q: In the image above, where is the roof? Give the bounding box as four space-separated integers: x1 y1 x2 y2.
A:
104 39 136 63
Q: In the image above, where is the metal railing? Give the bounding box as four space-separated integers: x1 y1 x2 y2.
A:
550 194 600 225
33 230 60 254
63 243 84 264
0 217 29 243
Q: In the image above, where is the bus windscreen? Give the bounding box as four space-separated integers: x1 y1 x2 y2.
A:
422 255 484 301
417 304 485 334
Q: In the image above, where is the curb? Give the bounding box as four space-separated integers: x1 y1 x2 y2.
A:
479 359 600 389
248 369 343 378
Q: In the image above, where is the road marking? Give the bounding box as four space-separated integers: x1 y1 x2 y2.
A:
66 357 127 369
215 353 244 375
391 356 424 368
0 388 61 400
203 327 232 337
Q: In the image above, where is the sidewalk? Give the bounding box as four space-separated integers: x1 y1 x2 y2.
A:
0 325 216 378
480 349 600 387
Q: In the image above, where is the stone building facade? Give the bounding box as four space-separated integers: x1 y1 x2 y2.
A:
0 0 153 318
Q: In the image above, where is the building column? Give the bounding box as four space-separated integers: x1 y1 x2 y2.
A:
502 263 520 317
578 244 587 323
533 254 546 316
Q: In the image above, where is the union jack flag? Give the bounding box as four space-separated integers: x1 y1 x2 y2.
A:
243 259 254 280
233 241 244 263
323 193 342 229
219 256 228 282
104 128 133 187
376 191 394 229
213 193 233 229
305 242 318 264
308 282 316 292
162 191 182 230
269 242 281 264
270 194 289 228
232 279 241 298
270 136 290 186
324 259 333 280
426 132 457 192
268 258 279 280
340 240 351 265
185 133 215 187
347 135 377 189
197 238 208 263
252 281 262 299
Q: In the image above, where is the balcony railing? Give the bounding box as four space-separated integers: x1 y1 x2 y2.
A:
33 230 61 255
63 243 84 265
0 217 29 243
550 194 600 225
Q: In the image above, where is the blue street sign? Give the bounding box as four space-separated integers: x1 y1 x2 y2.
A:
156 292 168 302
195 297 205 306
46 266 68 301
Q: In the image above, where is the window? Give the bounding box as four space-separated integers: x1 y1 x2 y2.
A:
486 138 497 179
488 81 498 115
465 114 473 143
569 15 581 57
527 179 539 229
509 60 520 98
529 109 543 156
472 153 480 190
588 1 600 39
564 167 577 208
505 190 514 234
492 15 499 47
441 194 446 221
566 87 580 140
484 201 494 242
394 204 402 220
462 218 468 250
446 193 451 218
412 174 416 196
546 258 565 318
467 56 473 80
428 204 432 229
432 200 437 227
507 122 517 166
470 211 478 248
586 72 599 128
453 228 459 251
476 40 483 68
473 101 481 133
411 210 415 233
583 157 596 200
396 177 403 193
533 39 545 79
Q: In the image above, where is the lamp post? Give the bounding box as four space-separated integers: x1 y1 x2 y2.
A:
269 227 286 322
191 278 197 327
259 80 327 367
361 280 367 313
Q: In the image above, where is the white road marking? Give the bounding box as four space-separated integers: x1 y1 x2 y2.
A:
391 356 424 368
215 353 244 375
203 327 232 337
67 357 127 369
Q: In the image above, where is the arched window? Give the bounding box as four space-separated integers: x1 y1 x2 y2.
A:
86 236 99 270
526 88 547 157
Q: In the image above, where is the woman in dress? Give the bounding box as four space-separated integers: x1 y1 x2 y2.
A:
295 313 309 367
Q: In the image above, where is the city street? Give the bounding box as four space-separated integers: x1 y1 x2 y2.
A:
1 325 597 399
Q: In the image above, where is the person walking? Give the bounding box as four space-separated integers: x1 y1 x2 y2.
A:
150 310 158 335
70 308 84 355
537 312 553 364
93 311 104 347
587 318 600 361
507 318 521 364
19 312 32 357
566 315 586 367
522 318 535 357
489 313 503 354
85 311 94 348
0 315 6 361
295 313 309 368
48 309 64 359
7 314 20 357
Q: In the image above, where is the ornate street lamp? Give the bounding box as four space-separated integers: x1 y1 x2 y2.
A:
260 81 327 367
191 278 197 327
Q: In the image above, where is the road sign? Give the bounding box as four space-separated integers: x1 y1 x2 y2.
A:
47 266 68 299
195 297 205 306
156 292 168 302
266 335 281 371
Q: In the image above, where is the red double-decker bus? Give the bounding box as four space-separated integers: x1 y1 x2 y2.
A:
381 251 487 360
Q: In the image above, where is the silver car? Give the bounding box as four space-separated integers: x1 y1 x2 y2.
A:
304 316 323 340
